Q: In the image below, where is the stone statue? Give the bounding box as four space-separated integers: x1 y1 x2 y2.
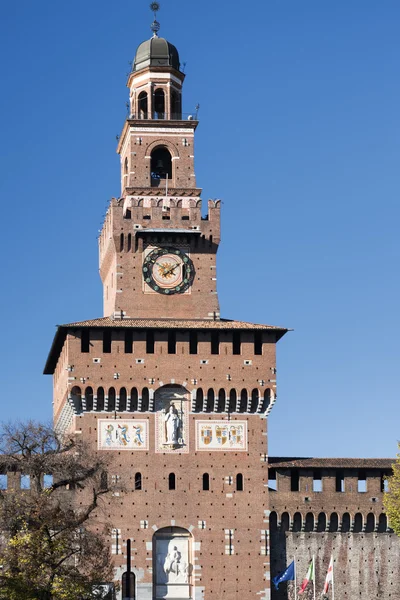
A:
164 403 180 445
163 545 181 578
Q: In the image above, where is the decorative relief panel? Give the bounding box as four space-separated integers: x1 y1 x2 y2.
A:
98 419 148 451
155 386 189 454
195 420 248 451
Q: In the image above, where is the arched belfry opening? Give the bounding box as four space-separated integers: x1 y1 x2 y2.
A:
153 527 192 599
138 91 148 119
171 90 181 119
151 146 172 187
154 88 166 119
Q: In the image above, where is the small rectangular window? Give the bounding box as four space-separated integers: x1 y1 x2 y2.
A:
232 332 241 355
168 331 176 354
254 332 263 355
189 331 198 354
268 469 277 491
21 475 30 490
146 331 155 354
124 330 133 354
0 474 7 490
358 471 367 493
336 471 345 493
290 469 299 492
313 471 322 492
211 332 220 355
81 329 90 353
103 330 112 353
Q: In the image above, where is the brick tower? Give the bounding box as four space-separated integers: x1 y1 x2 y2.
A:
45 6 287 600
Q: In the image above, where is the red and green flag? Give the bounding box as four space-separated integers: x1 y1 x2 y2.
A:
298 558 314 594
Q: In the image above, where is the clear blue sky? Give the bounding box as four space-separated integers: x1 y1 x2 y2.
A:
0 1 399 458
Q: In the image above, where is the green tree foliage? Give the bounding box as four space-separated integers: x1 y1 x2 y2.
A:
384 444 400 536
0 421 115 600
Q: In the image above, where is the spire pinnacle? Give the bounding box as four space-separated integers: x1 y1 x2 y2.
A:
150 2 161 37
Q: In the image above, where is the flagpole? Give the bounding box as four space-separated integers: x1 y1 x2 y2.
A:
294 556 298 600
312 555 316 600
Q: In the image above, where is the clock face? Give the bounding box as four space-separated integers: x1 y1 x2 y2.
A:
143 247 195 295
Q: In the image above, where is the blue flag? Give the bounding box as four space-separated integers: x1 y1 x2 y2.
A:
272 560 295 590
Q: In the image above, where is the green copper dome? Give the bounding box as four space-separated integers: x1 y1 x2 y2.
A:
133 36 180 73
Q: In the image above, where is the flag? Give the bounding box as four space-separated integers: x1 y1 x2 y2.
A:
298 558 314 594
272 560 295 590
323 555 334 593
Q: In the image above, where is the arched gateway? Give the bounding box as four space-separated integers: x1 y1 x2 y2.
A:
153 527 193 599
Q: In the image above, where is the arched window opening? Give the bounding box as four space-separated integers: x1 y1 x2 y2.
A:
304 513 314 532
84 387 93 412
130 388 138 412
353 513 363 533
269 511 278 533
138 91 148 119
171 90 181 119
317 512 327 532
168 473 176 490
206 389 214 413
250 389 259 413
239 389 247 413
127 233 132 252
341 512 351 533
119 388 127 412
134 472 142 491
292 512 302 532
217 389 225 412
262 388 271 413
97 387 105 411
108 387 116 412
365 513 375 533
122 570 136 600
195 388 203 412
124 157 128 175
151 147 172 187
329 512 339 532
202 473 210 491
281 512 290 532
71 386 82 414
154 88 166 119
228 389 236 413
120 233 124 252
378 513 387 533
236 473 244 492
141 388 149 412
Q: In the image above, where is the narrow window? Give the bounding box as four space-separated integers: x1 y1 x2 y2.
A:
313 470 322 492
232 332 241 355
358 471 367 493
120 233 124 252
103 330 112 353
168 473 176 490
127 233 132 252
290 469 299 492
168 331 176 354
236 473 244 491
336 471 345 493
381 472 389 493
202 473 210 491
211 331 220 355
268 468 277 491
189 331 198 354
20 475 30 490
81 329 90 353
134 472 142 491
146 331 155 354
254 332 263 355
124 330 133 354
0 474 7 490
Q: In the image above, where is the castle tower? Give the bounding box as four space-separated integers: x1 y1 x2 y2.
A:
44 6 287 599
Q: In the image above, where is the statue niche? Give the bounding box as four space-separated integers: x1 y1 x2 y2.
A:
153 527 192 600
155 386 189 453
